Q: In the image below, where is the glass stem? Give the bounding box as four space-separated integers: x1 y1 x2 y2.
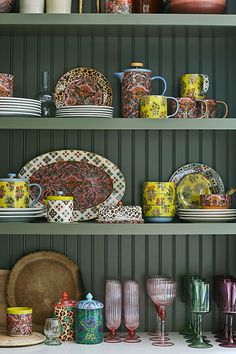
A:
160 307 166 345
224 314 229 340
156 313 160 337
198 314 204 344
110 329 116 338
128 329 135 340
228 314 234 344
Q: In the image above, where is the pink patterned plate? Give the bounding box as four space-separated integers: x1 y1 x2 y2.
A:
54 67 113 108
18 150 125 221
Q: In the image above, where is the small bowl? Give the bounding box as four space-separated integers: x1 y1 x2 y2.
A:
0 0 15 13
200 194 232 209
170 0 226 14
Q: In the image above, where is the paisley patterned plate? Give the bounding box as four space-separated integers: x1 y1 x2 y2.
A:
18 150 126 221
169 163 225 209
54 67 113 108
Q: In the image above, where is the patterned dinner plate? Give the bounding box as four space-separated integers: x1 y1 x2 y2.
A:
169 163 225 209
54 67 113 108
18 150 126 221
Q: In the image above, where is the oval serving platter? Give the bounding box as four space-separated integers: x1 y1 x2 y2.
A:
18 149 126 221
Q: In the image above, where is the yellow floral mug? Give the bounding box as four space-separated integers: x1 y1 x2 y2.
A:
140 95 179 119
0 173 42 208
180 74 209 99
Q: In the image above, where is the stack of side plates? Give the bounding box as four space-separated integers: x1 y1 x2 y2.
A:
0 97 41 117
178 209 236 223
56 105 113 118
0 207 46 222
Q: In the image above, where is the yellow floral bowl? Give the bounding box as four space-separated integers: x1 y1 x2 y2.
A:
143 204 176 217
143 182 176 205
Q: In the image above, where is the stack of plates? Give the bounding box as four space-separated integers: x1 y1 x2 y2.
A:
56 105 113 118
0 97 41 117
178 209 236 223
0 207 46 222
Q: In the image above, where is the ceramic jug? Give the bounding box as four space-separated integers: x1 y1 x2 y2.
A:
0 173 42 208
114 62 167 118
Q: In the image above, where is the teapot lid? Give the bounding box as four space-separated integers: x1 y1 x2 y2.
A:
52 291 77 308
130 62 144 68
0 173 28 183
124 62 151 73
76 293 104 310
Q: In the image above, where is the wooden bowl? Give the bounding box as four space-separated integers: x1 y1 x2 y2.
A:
170 0 227 14
0 0 15 12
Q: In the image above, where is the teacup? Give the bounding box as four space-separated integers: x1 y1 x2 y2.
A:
170 97 208 118
20 0 44 13
200 194 232 209
140 95 179 119
180 74 209 99
197 99 228 118
0 73 14 97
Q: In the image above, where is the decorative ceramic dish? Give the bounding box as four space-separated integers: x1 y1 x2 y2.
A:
18 149 126 221
54 67 113 108
97 205 143 223
170 0 226 13
200 194 232 209
169 163 225 209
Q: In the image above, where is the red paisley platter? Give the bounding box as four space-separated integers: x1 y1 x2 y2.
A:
18 150 126 221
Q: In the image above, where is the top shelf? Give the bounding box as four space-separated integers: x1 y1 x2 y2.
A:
0 14 236 35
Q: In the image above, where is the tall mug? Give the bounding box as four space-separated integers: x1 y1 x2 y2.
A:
180 74 209 99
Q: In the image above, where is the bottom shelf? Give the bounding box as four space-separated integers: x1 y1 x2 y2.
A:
0 333 227 353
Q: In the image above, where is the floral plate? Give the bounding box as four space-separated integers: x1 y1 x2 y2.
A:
54 67 113 108
18 150 126 221
169 163 225 209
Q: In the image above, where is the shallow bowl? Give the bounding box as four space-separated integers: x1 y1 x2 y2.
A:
200 194 232 209
170 0 227 14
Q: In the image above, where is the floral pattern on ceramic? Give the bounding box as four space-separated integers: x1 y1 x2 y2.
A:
104 0 132 13
143 182 175 205
18 150 126 222
197 99 228 118
97 205 143 222
140 95 179 118
7 308 32 336
170 97 208 118
180 74 209 99
176 173 212 209
200 194 232 209
47 199 74 223
0 0 15 13
0 73 14 97
54 67 113 108
143 204 176 217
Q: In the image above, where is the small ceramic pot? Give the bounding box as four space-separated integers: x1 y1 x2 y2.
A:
170 97 208 119
140 95 179 119
104 0 132 13
20 0 44 13
143 182 176 205
200 194 232 209
197 99 228 119
180 74 209 100
0 73 13 97
47 192 73 223
0 0 15 13
170 0 227 13
143 204 176 217
132 0 163 13
46 0 72 13
7 307 32 336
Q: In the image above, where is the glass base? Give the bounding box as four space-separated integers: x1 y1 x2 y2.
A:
188 341 213 349
152 341 174 347
119 335 140 339
44 339 61 346
219 342 236 348
148 332 169 336
123 338 142 343
104 336 122 343
149 336 170 342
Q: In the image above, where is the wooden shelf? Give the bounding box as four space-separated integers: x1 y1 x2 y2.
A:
0 118 235 130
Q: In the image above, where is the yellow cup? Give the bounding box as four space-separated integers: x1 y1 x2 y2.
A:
143 204 176 217
140 95 179 119
180 74 209 99
143 182 176 205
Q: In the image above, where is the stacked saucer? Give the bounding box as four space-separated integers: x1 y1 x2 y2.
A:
178 209 236 223
56 105 113 118
0 97 41 117
0 207 46 222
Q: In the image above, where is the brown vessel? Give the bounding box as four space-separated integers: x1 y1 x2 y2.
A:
132 0 164 13
170 0 227 14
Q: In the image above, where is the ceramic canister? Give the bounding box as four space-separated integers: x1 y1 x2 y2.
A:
0 73 14 97
47 192 73 223
104 0 132 14
52 291 77 341
143 182 176 205
75 293 104 345
7 307 32 336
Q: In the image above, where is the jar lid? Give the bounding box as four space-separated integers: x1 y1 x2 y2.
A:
52 291 77 308
76 293 104 310
47 191 73 201
7 307 32 315
0 173 28 183
130 62 144 67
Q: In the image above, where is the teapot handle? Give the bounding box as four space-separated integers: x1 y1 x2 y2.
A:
151 76 167 96
29 183 42 208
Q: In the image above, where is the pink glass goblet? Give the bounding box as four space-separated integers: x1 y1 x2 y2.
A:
104 280 122 343
123 280 141 343
219 281 236 348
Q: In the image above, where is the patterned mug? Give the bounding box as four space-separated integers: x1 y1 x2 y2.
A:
104 0 132 13
170 97 208 118
197 99 228 118
180 74 209 99
47 192 74 223
140 95 179 119
0 73 14 97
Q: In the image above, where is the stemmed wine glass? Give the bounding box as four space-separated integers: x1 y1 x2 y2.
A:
44 318 61 346
147 277 177 346
104 280 122 343
123 280 141 343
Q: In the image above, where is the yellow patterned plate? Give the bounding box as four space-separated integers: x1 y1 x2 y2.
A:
176 173 211 209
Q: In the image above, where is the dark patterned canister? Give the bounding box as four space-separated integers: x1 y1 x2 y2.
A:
75 293 103 345
6 307 32 336
52 291 77 341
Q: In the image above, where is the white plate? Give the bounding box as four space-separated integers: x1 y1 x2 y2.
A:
56 116 113 119
0 108 41 114
0 207 46 212
178 213 236 218
0 112 41 117
57 105 113 109
178 209 236 213
0 214 46 222
0 97 41 104
179 216 236 223
57 107 113 110
0 212 46 217
56 115 113 118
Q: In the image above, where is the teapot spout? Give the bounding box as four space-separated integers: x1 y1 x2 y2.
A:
114 72 124 81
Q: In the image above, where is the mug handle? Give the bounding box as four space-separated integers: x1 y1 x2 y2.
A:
166 97 180 118
200 74 209 96
196 99 208 119
216 100 228 118
29 183 42 208
151 76 167 96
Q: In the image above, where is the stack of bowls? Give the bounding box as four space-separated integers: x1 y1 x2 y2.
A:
143 182 176 223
